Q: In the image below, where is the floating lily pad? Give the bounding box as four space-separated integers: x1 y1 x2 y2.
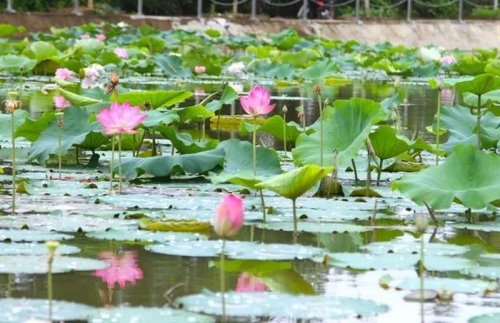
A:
469 313 500 323
146 240 325 260
452 222 500 232
0 255 109 274
0 298 95 322
261 222 369 233
361 240 468 256
386 277 497 294
89 306 215 323
0 229 73 242
86 229 208 243
139 218 211 233
0 242 80 255
462 266 500 280
176 291 388 320
320 253 476 271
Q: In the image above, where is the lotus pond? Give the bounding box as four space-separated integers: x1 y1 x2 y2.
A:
3 21 500 323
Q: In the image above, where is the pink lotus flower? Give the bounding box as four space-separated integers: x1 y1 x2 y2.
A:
55 68 75 80
81 34 91 39
194 66 206 74
113 48 129 59
96 34 106 41
53 95 71 110
236 273 267 292
93 251 143 288
97 102 147 135
440 55 457 65
240 86 276 116
214 194 244 238
82 64 106 89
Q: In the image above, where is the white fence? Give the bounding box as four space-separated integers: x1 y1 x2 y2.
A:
4 0 499 23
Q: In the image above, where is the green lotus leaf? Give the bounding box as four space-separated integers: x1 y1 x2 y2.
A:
205 84 238 112
451 54 486 76
86 229 208 243
76 130 110 151
462 266 500 280
153 54 193 78
28 106 106 164
369 125 411 160
0 255 108 274
174 105 215 123
0 298 95 323
58 87 102 106
0 109 28 140
263 222 370 233
240 115 310 142
392 144 500 210
0 242 80 255
0 54 37 73
139 218 211 233
146 240 325 260
292 98 386 167
141 109 180 129
301 60 339 80
211 139 281 189
469 313 500 323
23 41 59 62
253 61 294 79
384 276 497 294
175 291 388 320
322 252 475 271
132 36 166 53
157 126 219 154
74 38 105 54
255 164 330 200
0 24 26 37
0 229 73 242
361 239 468 256
439 105 500 153
455 74 500 97
89 307 215 323
111 90 192 109
118 147 225 179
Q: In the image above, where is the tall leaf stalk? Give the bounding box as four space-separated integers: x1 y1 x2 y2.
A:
118 134 123 194
109 136 115 193
5 92 21 214
476 94 482 150
56 112 64 179
252 116 267 223
46 241 59 323
435 85 442 165
220 239 227 322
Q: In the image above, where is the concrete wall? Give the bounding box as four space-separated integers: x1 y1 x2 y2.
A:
1 12 498 50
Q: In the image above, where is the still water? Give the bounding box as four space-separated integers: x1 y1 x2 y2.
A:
1 78 494 323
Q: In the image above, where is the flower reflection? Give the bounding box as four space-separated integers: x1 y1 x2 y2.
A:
93 251 143 288
236 272 267 292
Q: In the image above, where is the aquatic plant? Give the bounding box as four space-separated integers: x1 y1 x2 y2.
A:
93 251 143 289
96 102 147 194
214 194 244 322
45 240 60 322
4 91 22 214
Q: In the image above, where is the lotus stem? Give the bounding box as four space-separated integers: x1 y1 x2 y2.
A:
11 111 16 214
109 135 115 193
283 105 287 158
292 198 298 243
118 133 123 194
152 130 157 156
420 233 424 323
318 94 324 167
476 94 482 150
377 159 384 186
259 189 266 223
435 89 442 165
48 256 54 321
216 109 222 141
351 159 359 183
220 238 226 322
252 116 257 176
56 113 63 180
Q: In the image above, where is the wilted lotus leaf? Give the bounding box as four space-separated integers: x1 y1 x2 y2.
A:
139 218 211 233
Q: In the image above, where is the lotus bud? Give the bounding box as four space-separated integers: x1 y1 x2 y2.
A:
394 77 401 89
282 105 288 113
324 98 329 106
313 84 321 94
45 240 60 263
415 213 428 232
437 79 444 92
214 194 244 238
55 112 64 128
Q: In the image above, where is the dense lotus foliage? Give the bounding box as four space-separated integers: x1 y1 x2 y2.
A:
3 21 500 322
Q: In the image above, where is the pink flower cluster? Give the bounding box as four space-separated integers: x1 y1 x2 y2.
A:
113 48 129 59
240 86 275 117
82 64 105 89
97 102 147 135
440 55 456 65
55 68 75 81
236 273 268 292
53 95 71 110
